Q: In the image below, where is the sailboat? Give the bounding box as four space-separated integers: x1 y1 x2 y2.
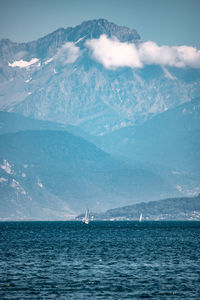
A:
82 209 89 224
139 213 143 222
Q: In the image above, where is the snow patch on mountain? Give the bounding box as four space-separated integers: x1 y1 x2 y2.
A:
176 184 183 192
1 159 13 174
44 58 53 65
37 177 43 188
162 66 177 80
0 177 7 183
11 179 26 195
74 35 87 45
8 58 39 68
10 178 33 201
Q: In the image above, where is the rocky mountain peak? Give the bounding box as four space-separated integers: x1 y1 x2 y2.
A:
70 18 141 43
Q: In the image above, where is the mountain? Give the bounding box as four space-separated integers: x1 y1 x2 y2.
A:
0 19 200 220
95 96 200 196
0 129 176 220
96 96 200 168
0 19 200 135
95 194 200 221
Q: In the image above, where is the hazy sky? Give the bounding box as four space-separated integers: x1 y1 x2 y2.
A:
0 0 199 48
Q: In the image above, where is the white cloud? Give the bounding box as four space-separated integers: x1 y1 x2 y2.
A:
8 58 39 68
56 42 80 64
85 35 200 69
139 41 200 68
86 34 142 69
139 41 179 67
175 45 200 68
45 42 81 65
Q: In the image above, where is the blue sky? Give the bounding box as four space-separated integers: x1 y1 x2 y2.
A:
0 0 199 48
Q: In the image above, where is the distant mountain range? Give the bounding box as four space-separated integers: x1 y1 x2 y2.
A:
0 19 200 220
0 122 174 220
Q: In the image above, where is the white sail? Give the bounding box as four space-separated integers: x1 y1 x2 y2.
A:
139 213 143 222
82 209 89 224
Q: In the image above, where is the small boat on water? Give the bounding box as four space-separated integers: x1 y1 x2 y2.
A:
139 213 143 222
82 208 89 224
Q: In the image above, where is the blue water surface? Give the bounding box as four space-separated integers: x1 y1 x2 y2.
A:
0 221 200 299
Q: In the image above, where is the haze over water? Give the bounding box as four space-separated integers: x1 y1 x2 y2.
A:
0 221 200 299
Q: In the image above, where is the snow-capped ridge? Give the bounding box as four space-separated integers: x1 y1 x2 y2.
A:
8 58 39 68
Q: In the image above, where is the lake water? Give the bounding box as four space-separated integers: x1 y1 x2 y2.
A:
0 221 200 299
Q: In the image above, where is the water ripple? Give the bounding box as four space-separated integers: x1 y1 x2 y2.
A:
0 221 200 299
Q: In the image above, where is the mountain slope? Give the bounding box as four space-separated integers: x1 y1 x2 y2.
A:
95 97 200 197
0 111 93 141
0 130 176 220
97 97 200 171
